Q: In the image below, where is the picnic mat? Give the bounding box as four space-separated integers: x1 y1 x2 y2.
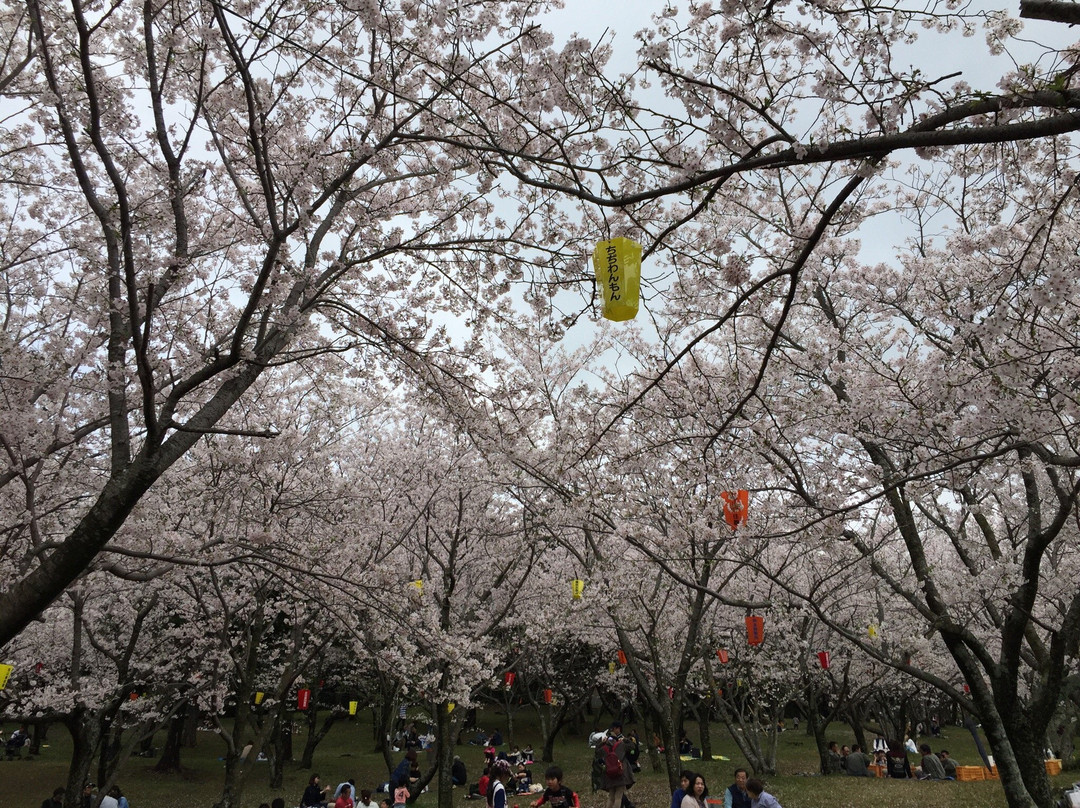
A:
680 755 730 761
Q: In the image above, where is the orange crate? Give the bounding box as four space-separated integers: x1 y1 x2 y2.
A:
956 766 985 781
1046 759 1062 776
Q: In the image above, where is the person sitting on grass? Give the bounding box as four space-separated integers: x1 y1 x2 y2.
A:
845 744 872 777
302 774 332 808
723 768 751 808
918 744 947 780
515 762 533 793
531 765 578 808
680 773 708 808
336 783 356 808
670 770 694 808
745 778 782 808
40 788 65 808
938 750 957 779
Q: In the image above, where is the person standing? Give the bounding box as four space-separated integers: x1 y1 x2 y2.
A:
595 721 634 808
723 769 751 808
40 788 65 808
488 759 513 808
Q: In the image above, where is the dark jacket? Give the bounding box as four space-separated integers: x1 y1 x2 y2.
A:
596 734 634 790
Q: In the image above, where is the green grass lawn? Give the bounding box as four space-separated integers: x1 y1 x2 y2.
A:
1 711 1074 808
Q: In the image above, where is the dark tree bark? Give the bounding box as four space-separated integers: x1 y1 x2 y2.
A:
154 706 188 774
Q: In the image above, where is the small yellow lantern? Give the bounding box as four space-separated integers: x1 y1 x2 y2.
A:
254 691 265 705
608 662 616 674
0 664 13 690
868 624 879 639
447 702 455 713
571 579 584 600
593 238 642 321
409 580 423 596
349 701 358 716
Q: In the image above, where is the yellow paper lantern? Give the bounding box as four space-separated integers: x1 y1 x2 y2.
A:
410 579 423 596
0 663 12 690
447 702 455 713
254 691 265 705
608 662 616 674
593 238 641 321
349 701 358 716
571 579 584 600
868 624 879 639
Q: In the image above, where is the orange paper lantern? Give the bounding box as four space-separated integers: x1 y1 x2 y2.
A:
617 650 628 666
543 689 553 704
716 649 730 664
722 490 749 530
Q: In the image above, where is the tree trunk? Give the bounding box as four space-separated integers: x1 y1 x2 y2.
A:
154 706 187 773
697 700 713 762
268 703 293 789
300 706 341 770
433 701 464 808
63 711 102 808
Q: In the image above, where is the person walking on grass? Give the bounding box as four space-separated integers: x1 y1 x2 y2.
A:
596 721 634 808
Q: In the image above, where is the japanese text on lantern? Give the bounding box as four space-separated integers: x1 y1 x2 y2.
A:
592 238 641 321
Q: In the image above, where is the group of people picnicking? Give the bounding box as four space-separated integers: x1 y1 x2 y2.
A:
825 736 960 779
39 782 130 808
672 768 782 808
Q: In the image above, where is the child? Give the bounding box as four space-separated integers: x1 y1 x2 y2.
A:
466 766 491 801
336 784 356 808
744 779 781 808
531 766 578 808
393 779 410 808
515 763 532 794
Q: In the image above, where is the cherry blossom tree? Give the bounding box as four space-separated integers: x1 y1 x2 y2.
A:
0 0 619 648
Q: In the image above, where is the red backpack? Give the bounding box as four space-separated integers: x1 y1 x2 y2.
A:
603 740 624 779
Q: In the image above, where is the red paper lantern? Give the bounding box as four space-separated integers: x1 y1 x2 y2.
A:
716 649 730 664
817 651 831 669
721 490 749 530
129 692 138 701
298 688 311 710
745 615 765 646
504 672 516 688
543 689 553 704
617 650 628 666
963 684 970 694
